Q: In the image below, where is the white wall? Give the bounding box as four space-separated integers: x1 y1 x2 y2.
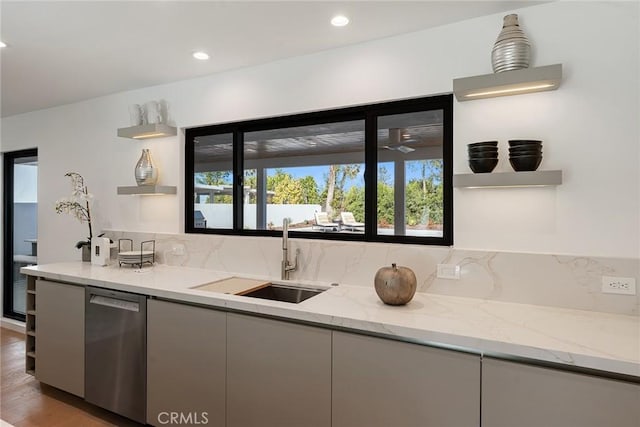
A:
1 1 638 264
195 203 323 229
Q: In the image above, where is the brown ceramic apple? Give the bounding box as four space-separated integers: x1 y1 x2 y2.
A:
374 263 417 305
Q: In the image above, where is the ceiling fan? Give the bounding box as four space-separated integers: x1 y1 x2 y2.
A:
384 128 416 154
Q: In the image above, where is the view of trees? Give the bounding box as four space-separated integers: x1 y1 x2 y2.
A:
196 171 232 203
196 159 443 229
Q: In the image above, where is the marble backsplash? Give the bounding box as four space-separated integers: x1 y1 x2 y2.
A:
105 230 639 316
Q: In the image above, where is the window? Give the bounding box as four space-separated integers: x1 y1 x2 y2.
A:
243 120 364 233
192 132 233 229
186 95 452 245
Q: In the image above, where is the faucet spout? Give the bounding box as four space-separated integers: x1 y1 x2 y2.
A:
281 218 298 280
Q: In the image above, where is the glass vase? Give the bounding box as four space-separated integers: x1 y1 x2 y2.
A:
135 149 158 186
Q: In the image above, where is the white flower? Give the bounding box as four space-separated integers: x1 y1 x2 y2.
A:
55 172 94 242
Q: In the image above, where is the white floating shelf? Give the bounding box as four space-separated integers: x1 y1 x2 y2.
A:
117 185 177 195
453 170 562 188
117 123 177 139
453 64 562 101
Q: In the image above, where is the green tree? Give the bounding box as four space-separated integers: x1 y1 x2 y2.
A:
375 164 394 226
336 164 360 211
196 171 231 186
324 165 337 216
377 181 394 227
343 186 365 221
196 171 232 203
268 169 304 204
324 164 361 216
299 176 320 204
244 169 257 203
405 159 444 227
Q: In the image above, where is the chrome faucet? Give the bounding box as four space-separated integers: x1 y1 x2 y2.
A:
281 218 299 280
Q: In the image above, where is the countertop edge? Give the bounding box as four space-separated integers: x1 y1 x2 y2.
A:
21 264 640 379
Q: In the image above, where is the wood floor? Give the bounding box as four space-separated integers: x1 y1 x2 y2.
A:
1 328 141 427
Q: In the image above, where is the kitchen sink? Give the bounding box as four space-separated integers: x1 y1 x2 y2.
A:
242 283 326 304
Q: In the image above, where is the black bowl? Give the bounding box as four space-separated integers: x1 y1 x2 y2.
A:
509 151 542 158
468 141 498 148
469 151 499 159
509 152 542 158
469 157 498 173
509 147 542 153
509 145 542 151
468 146 498 153
509 155 542 171
508 139 542 147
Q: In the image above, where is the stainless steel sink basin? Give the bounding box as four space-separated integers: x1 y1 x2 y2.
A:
242 284 325 304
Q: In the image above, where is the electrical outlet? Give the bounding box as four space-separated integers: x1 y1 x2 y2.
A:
171 244 185 256
601 276 636 295
437 264 460 280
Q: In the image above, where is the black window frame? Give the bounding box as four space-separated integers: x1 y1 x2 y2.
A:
185 94 453 246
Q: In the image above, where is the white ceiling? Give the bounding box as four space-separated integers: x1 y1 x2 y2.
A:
0 1 545 117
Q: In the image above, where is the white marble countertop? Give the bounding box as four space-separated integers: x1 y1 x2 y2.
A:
22 262 640 378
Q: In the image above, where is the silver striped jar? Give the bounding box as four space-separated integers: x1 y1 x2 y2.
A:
135 148 158 186
491 14 531 73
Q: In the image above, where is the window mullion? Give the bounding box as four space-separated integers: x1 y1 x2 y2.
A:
364 114 377 241
233 130 244 231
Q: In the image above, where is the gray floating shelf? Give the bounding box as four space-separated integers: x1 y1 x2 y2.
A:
453 170 562 188
453 64 562 101
117 185 177 195
117 123 177 139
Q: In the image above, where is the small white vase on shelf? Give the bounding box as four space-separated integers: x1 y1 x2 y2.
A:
128 104 142 126
135 149 158 186
145 100 162 124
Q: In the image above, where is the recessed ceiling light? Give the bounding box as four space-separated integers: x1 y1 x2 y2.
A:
0 41 7 48
193 51 209 60
331 15 349 27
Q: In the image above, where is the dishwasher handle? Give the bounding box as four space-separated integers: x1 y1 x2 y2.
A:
89 294 140 312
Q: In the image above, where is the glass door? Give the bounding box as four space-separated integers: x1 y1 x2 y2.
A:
3 148 38 321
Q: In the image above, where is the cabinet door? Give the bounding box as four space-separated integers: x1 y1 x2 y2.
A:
147 299 226 427
332 331 480 427
35 279 85 397
482 357 640 427
227 313 331 427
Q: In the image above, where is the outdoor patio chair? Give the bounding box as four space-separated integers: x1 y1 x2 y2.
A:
314 212 339 232
340 212 365 231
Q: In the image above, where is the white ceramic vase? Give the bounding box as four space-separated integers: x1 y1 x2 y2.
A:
128 104 142 126
145 101 162 124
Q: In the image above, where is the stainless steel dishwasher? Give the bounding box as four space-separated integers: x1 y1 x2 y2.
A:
85 286 147 424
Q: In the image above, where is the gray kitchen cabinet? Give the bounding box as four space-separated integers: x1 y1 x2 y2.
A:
482 357 640 427
147 299 226 427
226 313 332 427
35 279 85 397
332 331 480 427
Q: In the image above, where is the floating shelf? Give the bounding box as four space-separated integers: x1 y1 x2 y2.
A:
453 170 562 188
117 123 177 140
453 64 562 101
117 185 177 195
